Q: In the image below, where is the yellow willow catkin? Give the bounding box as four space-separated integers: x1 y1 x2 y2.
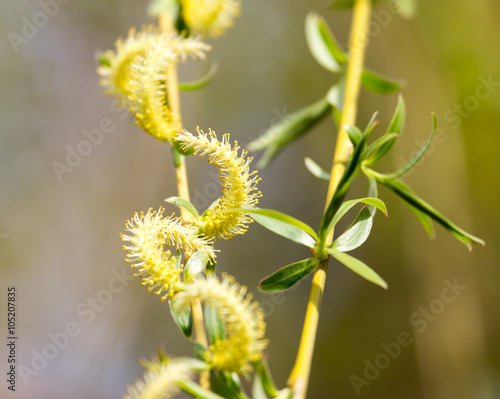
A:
121 207 215 301
97 26 210 142
174 274 268 374
124 359 195 399
180 0 241 37
176 129 261 240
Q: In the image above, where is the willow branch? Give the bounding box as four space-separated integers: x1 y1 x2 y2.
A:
287 1 371 398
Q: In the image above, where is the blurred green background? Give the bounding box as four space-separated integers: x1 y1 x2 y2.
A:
1 0 499 398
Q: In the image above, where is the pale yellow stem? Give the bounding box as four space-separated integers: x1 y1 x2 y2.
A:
159 11 209 389
287 1 371 398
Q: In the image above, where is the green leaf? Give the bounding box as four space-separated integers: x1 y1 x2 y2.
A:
204 305 224 345
325 197 386 237
193 341 209 361
252 374 268 399
363 95 405 165
331 207 373 252
367 174 379 216
363 133 399 165
248 97 332 167
319 131 372 240
393 0 418 18
346 125 363 147
385 113 437 179
275 389 294 399
179 62 218 91
177 379 226 399
170 296 193 339
386 94 406 135
378 177 485 250
210 371 249 399
305 12 347 73
184 251 210 283
326 79 346 112
259 258 320 292
403 200 435 239
304 157 330 181
327 249 388 289
166 196 200 220
228 208 318 247
254 358 279 398
361 69 403 95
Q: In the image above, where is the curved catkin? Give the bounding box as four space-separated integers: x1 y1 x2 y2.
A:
180 0 241 37
97 27 210 141
97 26 164 105
124 360 193 399
176 129 261 240
174 274 268 373
121 207 215 301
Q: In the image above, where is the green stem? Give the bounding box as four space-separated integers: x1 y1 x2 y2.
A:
287 1 371 397
159 12 210 390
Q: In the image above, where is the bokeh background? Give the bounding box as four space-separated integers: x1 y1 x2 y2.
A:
1 0 499 398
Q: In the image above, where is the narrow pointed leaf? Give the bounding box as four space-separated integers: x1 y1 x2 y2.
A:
305 157 330 181
259 258 320 292
364 96 405 165
166 196 200 220
367 174 379 216
254 358 279 398
346 125 363 147
386 113 437 179
326 197 386 236
204 304 224 345
179 62 218 91
248 97 332 167
319 130 371 240
305 12 347 73
227 208 318 246
177 379 226 399
363 133 399 165
252 376 268 399
386 94 406 135
170 296 193 338
361 69 403 94
378 177 485 250
403 200 435 239
210 372 248 399
184 251 210 283
326 79 346 112
331 207 373 252
327 249 388 289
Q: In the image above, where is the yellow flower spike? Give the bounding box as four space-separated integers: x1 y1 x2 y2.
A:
121 207 215 301
97 26 210 142
180 0 241 37
175 129 262 240
97 26 163 105
124 358 195 399
174 274 268 374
